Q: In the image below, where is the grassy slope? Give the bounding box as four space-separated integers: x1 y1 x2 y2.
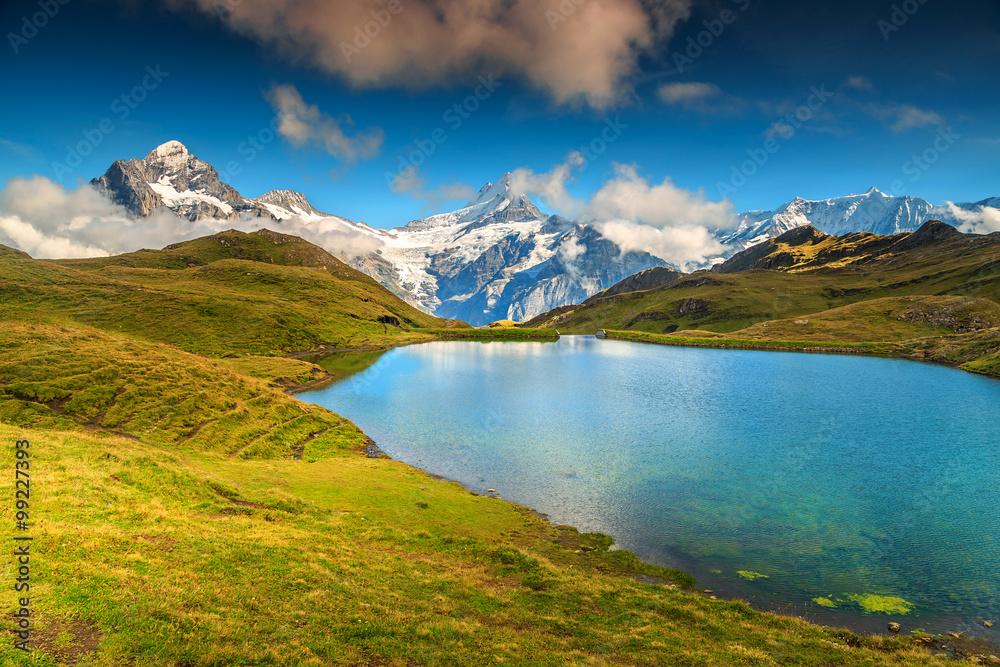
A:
530 230 1000 335
714 295 1000 343
0 322 367 461
603 295 1000 378
1 230 446 356
0 423 949 666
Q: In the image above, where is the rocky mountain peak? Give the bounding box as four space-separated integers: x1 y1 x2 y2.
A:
464 173 543 224
147 140 188 161
92 141 286 222
256 190 325 217
891 219 961 252
468 172 515 207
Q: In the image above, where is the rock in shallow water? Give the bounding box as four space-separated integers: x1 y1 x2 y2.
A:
887 622 901 633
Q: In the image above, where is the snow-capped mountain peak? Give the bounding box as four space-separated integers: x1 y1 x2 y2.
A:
467 172 515 207
91 141 329 223
255 189 327 219
90 141 999 328
400 174 543 232
718 189 998 252
148 140 188 161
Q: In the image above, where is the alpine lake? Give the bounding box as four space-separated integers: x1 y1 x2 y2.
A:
300 336 1000 638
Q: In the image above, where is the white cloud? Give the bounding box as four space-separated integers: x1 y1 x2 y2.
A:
890 105 945 132
595 220 727 270
164 0 694 109
265 84 384 161
0 176 383 261
656 82 744 115
942 202 1000 235
510 152 588 218
556 235 588 280
846 75 873 91
586 163 736 229
657 82 721 105
391 166 477 210
866 103 944 133
511 155 736 268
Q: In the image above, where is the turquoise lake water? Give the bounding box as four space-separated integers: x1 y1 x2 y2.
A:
300 336 1000 634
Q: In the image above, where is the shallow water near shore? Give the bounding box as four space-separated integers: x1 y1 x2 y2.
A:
301 336 1000 638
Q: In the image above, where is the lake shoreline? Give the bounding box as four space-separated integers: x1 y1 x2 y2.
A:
296 336 1000 663
601 329 1000 380
349 431 1000 662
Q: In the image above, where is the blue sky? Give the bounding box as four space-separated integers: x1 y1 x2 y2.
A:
1 0 998 229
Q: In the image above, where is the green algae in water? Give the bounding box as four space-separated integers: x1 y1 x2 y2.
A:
709 569 722 574
737 570 769 581
812 596 837 608
846 593 913 615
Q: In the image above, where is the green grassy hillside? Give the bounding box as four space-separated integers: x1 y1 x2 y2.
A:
723 295 1000 342
0 420 952 666
0 322 366 461
601 295 1000 379
0 323 946 665
527 223 1000 337
1 230 448 356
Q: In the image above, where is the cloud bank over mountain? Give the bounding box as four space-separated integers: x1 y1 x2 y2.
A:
0 176 383 260
510 155 737 268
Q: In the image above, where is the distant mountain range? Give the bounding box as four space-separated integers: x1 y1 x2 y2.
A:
721 188 998 252
90 141 999 326
525 220 1000 334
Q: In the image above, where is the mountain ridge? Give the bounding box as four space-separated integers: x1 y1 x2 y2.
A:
524 219 1000 334
85 141 999 326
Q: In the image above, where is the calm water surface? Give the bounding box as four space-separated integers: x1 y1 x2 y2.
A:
301 337 1000 634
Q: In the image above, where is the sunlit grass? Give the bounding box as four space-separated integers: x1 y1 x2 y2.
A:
0 421 948 666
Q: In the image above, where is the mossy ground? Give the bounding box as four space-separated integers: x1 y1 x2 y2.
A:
1 231 444 357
